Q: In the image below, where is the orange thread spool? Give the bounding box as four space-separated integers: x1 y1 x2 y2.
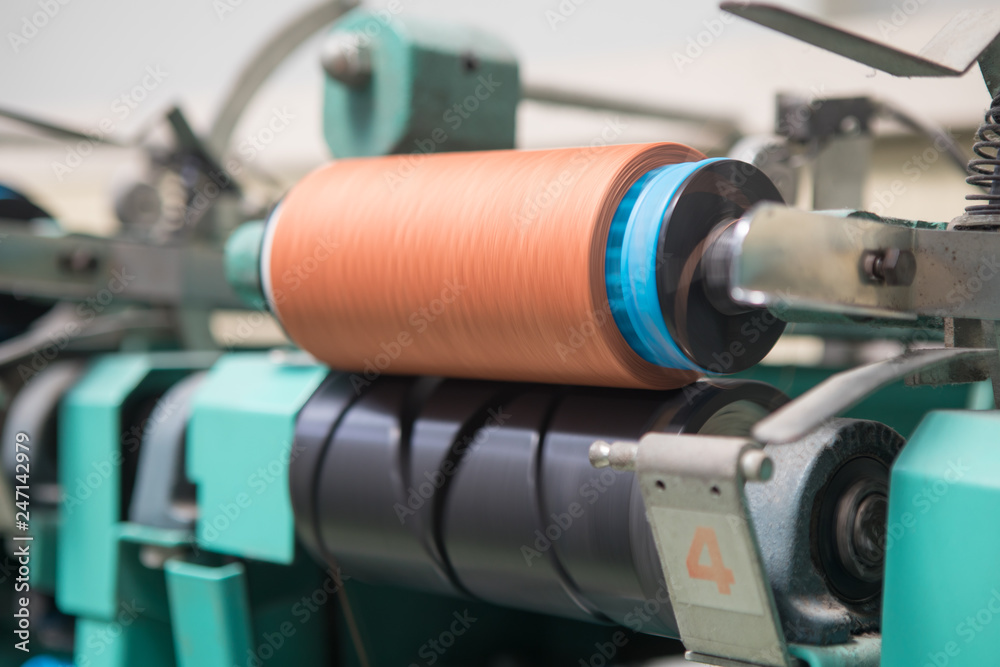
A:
264 142 705 389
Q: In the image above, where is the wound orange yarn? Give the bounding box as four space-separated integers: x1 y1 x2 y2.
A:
266 142 705 389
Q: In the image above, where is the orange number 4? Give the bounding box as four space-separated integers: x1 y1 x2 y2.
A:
686 526 735 595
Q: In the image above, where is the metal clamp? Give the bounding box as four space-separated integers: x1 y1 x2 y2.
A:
721 204 1000 321
591 435 792 667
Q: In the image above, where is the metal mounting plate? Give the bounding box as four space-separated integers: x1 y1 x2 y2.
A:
632 434 792 667
728 204 1000 321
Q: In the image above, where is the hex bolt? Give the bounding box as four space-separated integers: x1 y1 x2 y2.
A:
58 247 99 275
862 247 916 286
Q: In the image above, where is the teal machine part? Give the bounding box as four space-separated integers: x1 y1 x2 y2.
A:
55 352 331 667
187 353 327 564
58 353 217 620
58 352 219 667
881 410 1000 666
322 9 520 157
164 561 253 667
224 220 267 310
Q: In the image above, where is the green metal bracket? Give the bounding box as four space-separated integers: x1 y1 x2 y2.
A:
29 509 58 593
322 9 520 158
57 352 217 620
187 353 327 563
165 561 253 667
882 410 1000 666
224 220 266 310
73 615 173 667
74 533 178 667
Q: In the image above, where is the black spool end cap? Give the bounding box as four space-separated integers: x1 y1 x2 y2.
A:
655 159 786 374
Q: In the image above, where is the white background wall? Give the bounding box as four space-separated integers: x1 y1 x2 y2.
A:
0 0 995 231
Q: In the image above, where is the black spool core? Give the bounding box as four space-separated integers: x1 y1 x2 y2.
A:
655 160 785 373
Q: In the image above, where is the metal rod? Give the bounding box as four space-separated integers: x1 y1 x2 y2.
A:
520 83 741 142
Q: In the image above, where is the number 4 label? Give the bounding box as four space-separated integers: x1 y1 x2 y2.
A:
649 507 764 616
686 526 735 594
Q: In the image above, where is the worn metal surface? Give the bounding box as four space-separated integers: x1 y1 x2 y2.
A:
0 221 243 308
725 204 1000 321
745 420 903 645
626 433 792 666
752 347 993 445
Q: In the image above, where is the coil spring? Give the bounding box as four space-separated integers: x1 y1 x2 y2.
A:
966 92 1000 215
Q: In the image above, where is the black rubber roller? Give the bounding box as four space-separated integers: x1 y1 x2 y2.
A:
291 377 787 639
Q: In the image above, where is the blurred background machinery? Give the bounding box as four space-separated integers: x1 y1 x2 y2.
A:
1 1 1000 666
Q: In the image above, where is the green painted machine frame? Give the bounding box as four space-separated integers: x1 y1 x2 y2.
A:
881 410 1000 667
35 350 1000 667
322 9 520 158
51 352 331 667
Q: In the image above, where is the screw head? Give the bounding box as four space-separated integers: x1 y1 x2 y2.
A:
862 248 915 286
